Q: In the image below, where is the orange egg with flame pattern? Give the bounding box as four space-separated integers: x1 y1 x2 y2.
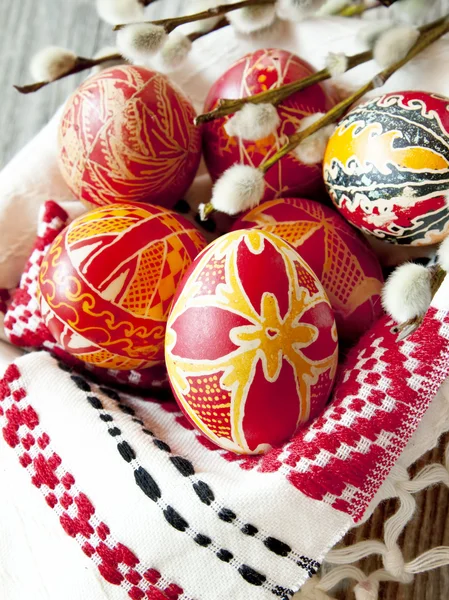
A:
58 65 202 209
202 48 335 203
165 230 338 455
232 198 384 344
38 203 207 370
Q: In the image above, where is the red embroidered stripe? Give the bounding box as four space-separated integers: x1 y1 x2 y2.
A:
0 363 189 600
161 309 449 522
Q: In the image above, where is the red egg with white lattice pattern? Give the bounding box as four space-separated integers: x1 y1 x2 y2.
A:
202 48 335 203
165 229 338 454
38 203 207 370
58 65 202 209
232 198 384 343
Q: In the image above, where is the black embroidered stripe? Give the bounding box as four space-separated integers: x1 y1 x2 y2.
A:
134 466 161 502
68 372 289 594
218 508 236 523
241 523 258 537
296 556 320 577
64 361 320 592
87 374 321 578
272 586 296 599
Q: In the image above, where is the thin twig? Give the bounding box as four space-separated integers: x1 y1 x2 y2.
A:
14 54 122 94
188 16 229 42
195 50 372 124
195 15 447 124
199 15 449 220
14 18 230 95
260 81 373 172
260 16 449 172
119 0 380 33
114 0 275 31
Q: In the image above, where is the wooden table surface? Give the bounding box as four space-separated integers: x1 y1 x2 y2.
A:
1 1 448 598
0 0 182 167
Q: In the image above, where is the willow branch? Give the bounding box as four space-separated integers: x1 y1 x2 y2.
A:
259 15 449 173
14 18 230 95
198 14 449 222
259 82 372 171
195 50 372 124
195 15 447 124
118 0 380 32
14 54 122 94
188 16 229 42
114 0 275 31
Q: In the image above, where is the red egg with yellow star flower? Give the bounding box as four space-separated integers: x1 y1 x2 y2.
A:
202 48 336 203
232 198 384 344
165 229 338 454
38 203 207 370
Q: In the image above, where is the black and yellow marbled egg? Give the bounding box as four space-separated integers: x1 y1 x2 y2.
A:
323 91 449 246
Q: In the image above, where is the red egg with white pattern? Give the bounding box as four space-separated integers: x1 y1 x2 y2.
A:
165 229 338 454
202 48 336 203
58 65 202 209
232 198 384 343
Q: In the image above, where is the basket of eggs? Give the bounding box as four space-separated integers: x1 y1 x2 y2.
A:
2 1 449 599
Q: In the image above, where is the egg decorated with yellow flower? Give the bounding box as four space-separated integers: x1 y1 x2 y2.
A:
323 91 449 246
165 230 338 455
232 197 384 344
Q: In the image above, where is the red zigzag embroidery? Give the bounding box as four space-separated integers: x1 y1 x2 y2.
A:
0 363 188 600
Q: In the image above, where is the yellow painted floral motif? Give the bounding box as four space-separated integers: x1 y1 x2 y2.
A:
165 230 338 454
240 199 383 321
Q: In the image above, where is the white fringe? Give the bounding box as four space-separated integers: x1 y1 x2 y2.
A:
293 379 449 599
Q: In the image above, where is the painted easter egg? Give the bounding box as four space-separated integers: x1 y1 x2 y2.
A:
38 203 207 370
165 229 338 454
232 198 384 343
202 48 335 203
58 65 202 209
323 91 449 246
50 343 170 393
